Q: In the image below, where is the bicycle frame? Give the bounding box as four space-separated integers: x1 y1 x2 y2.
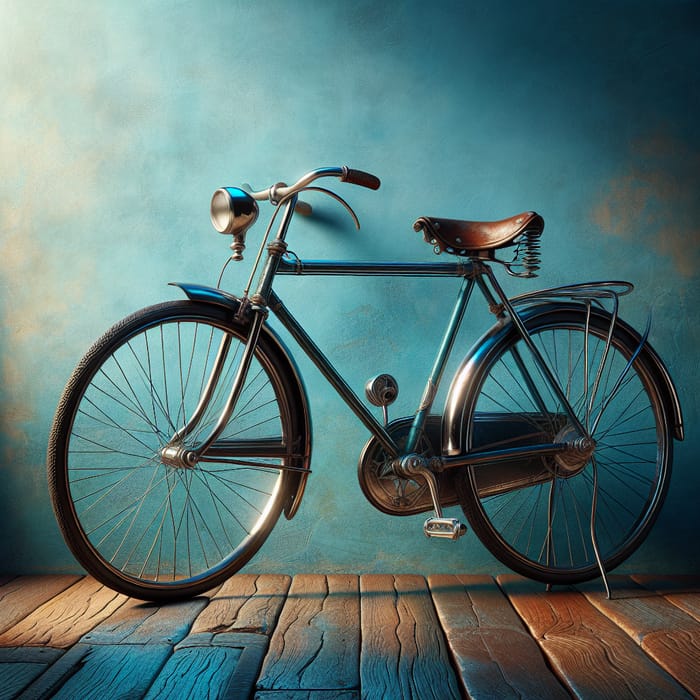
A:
50 165 685 601
172 196 592 476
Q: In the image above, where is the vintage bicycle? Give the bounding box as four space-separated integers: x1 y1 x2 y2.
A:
47 166 684 601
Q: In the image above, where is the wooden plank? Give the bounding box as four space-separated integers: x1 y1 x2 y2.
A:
18 643 171 700
0 647 63 700
190 573 291 635
633 574 700 622
0 575 81 636
582 575 700 696
0 576 127 648
499 574 693 699
429 573 569 699
19 599 228 699
80 596 208 645
255 693 359 699
360 574 461 700
143 632 267 700
257 574 359 692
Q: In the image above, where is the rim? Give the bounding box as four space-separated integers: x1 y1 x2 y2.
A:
62 311 290 588
465 314 668 577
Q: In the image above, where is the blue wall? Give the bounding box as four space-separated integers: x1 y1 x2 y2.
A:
1 0 698 575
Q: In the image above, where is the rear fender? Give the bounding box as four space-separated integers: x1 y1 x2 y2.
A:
170 282 312 518
443 302 683 458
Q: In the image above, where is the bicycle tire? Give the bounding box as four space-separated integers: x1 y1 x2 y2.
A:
456 305 672 584
48 300 309 600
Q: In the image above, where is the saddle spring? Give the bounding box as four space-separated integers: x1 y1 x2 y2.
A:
506 228 542 278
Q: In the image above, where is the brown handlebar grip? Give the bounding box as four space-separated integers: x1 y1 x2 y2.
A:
342 167 381 190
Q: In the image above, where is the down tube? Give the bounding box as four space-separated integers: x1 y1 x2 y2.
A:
267 290 399 457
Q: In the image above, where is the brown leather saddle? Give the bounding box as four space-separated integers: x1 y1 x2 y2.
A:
413 211 544 257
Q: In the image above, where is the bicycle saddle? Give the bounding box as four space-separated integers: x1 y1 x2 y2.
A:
413 211 544 256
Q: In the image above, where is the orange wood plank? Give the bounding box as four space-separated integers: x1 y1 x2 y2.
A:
633 574 700 622
190 573 290 636
0 576 127 648
429 573 569 699
0 575 81 636
499 574 693 699
582 575 700 696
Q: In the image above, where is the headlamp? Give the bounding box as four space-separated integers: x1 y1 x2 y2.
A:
210 187 259 235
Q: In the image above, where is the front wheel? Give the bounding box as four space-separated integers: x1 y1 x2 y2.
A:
456 305 673 584
48 301 309 600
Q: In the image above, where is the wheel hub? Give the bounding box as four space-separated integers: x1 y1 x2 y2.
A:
160 444 198 469
554 425 596 475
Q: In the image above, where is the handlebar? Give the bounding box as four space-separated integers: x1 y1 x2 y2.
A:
248 166 381 203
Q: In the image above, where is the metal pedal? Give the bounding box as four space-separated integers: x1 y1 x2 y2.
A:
424 517 467 540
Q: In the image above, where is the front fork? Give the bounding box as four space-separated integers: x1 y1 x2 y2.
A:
160 306 267 469
161 197 299 469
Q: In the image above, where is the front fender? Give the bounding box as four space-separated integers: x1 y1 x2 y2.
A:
443 302 683 457
170 281 313 519
169 282 244 313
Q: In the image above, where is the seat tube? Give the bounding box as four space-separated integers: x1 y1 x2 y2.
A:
406 277 474 452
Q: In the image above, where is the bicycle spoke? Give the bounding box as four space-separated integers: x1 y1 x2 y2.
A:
53 304 300 593
461 306 670 583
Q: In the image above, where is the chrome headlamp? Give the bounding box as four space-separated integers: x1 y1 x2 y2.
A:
210 187 259 260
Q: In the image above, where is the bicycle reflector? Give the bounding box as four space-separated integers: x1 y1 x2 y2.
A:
210 187 259 235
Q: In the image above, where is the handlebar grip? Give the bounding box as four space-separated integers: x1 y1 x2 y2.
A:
341 167 381 190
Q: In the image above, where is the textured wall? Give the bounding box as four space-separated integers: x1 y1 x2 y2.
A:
1 0 698 575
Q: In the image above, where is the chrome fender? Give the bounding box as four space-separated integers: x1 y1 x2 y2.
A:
443 302 683 457
170 282 312 519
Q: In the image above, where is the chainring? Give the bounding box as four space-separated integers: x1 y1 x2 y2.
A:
358 415 447 516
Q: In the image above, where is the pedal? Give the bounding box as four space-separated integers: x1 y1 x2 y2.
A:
423 517 467 540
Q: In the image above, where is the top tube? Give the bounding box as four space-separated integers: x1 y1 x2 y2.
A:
276 256 474 277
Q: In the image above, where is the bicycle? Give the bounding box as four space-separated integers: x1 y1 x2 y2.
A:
47 166 684 601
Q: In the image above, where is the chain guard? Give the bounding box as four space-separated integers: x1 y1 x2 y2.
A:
358 415 459 516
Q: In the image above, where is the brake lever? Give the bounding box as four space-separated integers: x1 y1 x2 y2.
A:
300 186 361 229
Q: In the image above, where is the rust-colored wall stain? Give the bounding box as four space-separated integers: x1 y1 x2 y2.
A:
592 132 700 277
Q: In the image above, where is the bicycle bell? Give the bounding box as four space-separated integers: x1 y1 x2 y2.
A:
210 186 259 260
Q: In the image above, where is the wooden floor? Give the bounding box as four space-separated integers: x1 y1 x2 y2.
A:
0 573 698 699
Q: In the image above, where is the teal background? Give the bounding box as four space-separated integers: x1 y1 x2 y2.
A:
1 0 698 576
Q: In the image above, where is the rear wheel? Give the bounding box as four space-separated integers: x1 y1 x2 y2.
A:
48 301 308 600
457 306 672 584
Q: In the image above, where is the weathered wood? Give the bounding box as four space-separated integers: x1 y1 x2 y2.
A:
18 643 171 700
257 574 359 693
633 574 700 622
144 632 267 700
582 575 700 697
0 572 697 698
0 575 81 636
190 573 291 635
80 596 208 645
429 573 569 699
499 574 693 699
0 647 63 700
0 576 127 649
360 574 461 700
255 692 359 699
